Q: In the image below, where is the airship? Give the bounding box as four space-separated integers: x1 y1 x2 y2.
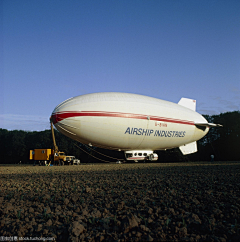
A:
51 92 221 161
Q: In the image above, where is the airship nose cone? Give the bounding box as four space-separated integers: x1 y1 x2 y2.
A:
50 97 81 141
51 97 76 125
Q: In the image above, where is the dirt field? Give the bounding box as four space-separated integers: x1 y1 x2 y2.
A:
0 162 240 242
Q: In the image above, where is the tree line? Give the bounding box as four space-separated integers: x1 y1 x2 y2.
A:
0 111 239 164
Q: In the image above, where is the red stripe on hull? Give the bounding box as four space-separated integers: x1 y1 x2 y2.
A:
51 111 195 126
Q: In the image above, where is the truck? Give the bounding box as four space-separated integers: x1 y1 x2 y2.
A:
29 121 80 165
29 149 78 166
53 153 80 165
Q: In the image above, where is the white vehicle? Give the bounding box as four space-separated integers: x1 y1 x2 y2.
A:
125 150 158 162
67 156 80 165
51 92 221 161
73 158 80 165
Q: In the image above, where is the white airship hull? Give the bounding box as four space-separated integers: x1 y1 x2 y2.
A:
51 92 209 154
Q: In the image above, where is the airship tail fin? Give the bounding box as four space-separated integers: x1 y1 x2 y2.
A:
178 98 196 111
179 141 197 155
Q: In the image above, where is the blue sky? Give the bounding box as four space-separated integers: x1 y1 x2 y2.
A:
1 0 240 131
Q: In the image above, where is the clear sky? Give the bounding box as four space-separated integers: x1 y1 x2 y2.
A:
1 0 240 131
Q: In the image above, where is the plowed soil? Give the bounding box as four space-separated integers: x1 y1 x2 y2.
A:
0 162 240 242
